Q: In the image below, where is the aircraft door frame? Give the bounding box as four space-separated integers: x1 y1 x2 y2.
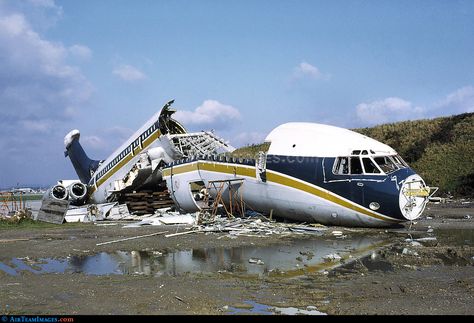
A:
256 151 267 183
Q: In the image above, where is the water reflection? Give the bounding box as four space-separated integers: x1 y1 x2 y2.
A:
0 234 393 277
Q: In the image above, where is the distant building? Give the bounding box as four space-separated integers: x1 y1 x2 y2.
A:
12 188 36 194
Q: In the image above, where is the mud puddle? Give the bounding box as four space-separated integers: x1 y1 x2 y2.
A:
226 301 326 315
0 234 393 277
433 228 474 246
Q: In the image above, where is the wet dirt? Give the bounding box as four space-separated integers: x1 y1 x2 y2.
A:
0 202 473 315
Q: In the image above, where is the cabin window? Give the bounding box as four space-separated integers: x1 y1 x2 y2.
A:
362 157 381 174
350 157 363 174
333 157 349 175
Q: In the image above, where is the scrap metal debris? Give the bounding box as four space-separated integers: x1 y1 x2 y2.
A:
59 197 332 239
59 197 334 240
176 213 329 239
248 258 265 265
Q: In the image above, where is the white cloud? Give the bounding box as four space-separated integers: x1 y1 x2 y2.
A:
354 86 474 127
104 126 133 138
77 127 133 157
82 135 105 150
356 97 425 126
232 131 267 148
27 0 57 8
0 3 93 187
292 61 330 80
0 0 63 31
69 44 92 60
434 86 474 115
19 119 52 134
0 11 92 128
113 64 146 81
174 100 241 129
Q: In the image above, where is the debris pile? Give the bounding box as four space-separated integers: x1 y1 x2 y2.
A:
60 193 336 241
63 199 329 238
193 215 328 238
119 190 175 215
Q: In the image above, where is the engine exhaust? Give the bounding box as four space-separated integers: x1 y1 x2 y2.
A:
50 184 68 200
67 182 88 205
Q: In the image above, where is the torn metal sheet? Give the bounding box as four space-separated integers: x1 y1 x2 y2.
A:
107 204 131 220
64 202 117 222
157 214 196 225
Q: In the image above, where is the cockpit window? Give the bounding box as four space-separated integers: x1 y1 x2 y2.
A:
362 157 381 174
373 156 398 173
333 157 349 174
391 155 408 168
334 153 407 176
334 153 408 175
350 157 363 174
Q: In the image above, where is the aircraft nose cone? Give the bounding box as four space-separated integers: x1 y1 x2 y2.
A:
399 174 430 221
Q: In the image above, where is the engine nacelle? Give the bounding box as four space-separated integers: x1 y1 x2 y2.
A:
48 184 68 200
67 182 88 205
45 180 89 205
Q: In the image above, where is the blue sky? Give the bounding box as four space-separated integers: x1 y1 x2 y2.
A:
0 0 473 188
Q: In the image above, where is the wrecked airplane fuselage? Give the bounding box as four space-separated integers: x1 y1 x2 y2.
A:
163 122 434 227
59 100 234 205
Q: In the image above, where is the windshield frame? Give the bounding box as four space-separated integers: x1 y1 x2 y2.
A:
333 151 409 176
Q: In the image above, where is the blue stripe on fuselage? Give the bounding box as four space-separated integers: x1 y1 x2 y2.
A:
266 154 416 221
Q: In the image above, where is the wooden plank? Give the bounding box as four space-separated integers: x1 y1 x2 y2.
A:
151 200 174 206
96 231 169 246
0 238 30 243
165 230 198 238
36 198 70 224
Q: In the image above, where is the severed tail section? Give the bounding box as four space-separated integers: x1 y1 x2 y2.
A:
64 130 102 184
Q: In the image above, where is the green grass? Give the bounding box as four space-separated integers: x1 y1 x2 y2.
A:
354 113 474 196
0 218 89 230
231 143 270 159
12 194 43 201
0 218 59 229
230 112 474 197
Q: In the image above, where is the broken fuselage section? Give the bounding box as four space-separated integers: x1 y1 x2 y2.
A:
57 100 235 205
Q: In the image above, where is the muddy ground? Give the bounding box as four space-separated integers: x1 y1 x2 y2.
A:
1 202 473 315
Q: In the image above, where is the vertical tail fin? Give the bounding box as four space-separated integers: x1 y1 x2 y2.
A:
64 130 102 184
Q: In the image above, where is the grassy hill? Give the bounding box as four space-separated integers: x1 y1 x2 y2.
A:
232 113 474 197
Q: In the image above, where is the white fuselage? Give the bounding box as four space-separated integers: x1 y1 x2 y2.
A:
88 111 166 203
163 159 404 227
162 122 431 227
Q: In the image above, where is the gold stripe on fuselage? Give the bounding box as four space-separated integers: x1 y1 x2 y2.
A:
163 160 400 223
162 161 255 178
265 171 398 223
89 129 161 195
